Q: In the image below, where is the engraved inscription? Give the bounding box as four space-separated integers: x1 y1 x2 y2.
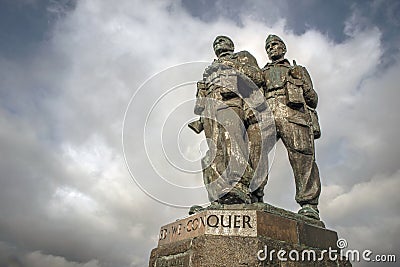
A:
204 210 257 237
158 210 257 245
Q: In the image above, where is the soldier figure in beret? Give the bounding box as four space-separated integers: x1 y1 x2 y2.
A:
260 34 322 220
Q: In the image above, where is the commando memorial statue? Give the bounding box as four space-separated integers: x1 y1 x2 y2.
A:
149 34 351 267
189 34 322 221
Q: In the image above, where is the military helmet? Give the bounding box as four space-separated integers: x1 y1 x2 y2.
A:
265 34 286 48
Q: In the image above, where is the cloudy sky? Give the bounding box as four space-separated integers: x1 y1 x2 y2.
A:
1 0 399 266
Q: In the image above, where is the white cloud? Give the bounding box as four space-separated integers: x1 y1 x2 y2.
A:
23 251 100 267
321 170 400 256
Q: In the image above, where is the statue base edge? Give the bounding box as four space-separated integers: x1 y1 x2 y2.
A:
149 235 352 266
149 203 352 266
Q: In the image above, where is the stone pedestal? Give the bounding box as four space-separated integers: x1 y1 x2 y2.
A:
149 203 351 266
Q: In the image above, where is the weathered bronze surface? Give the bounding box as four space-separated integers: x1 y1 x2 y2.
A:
189 34 322 220
190 36 272 205
261 35 321 220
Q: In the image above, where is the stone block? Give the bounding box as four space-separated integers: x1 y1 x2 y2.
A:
149 204 351 266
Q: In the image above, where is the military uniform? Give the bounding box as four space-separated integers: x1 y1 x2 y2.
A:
192 49 267 204
262 58 321 208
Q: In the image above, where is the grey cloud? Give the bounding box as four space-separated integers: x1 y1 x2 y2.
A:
22 251 100 267
0 243 101 267
182 0 400 67
0 0 76 60
181 0 351 41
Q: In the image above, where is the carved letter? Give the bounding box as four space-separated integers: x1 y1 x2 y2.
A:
207 214 219 227
243 215 252 228
200 215 206 228
186 220 192 232
192 218 199 230
220 215 232 228
159 229 167 240
172 225 178 235
233 215 241 228
177 224 182 235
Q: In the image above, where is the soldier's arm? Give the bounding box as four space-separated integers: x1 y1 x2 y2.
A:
301 66 318 109
194 80 207 115
236 51 264 87
188 80 207 134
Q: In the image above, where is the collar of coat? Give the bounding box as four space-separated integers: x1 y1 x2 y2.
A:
264 58 291 69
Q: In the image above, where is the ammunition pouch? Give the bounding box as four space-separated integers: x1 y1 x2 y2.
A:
286 116 313 155
286 78 305 109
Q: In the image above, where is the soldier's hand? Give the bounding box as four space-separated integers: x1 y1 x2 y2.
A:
289 65 303 80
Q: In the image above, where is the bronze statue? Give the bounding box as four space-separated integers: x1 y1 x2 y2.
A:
189 36 269 206
189 35 321 221
260 34 321 220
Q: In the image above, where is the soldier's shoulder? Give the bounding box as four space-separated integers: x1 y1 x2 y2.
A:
300 65 309 72
293 63 307 69
292 63 310 75
262 62 273 71
207 59 218 67
203 61 216 74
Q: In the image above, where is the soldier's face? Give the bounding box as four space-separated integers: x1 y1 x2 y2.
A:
266 41 286 60
213 37 233 56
